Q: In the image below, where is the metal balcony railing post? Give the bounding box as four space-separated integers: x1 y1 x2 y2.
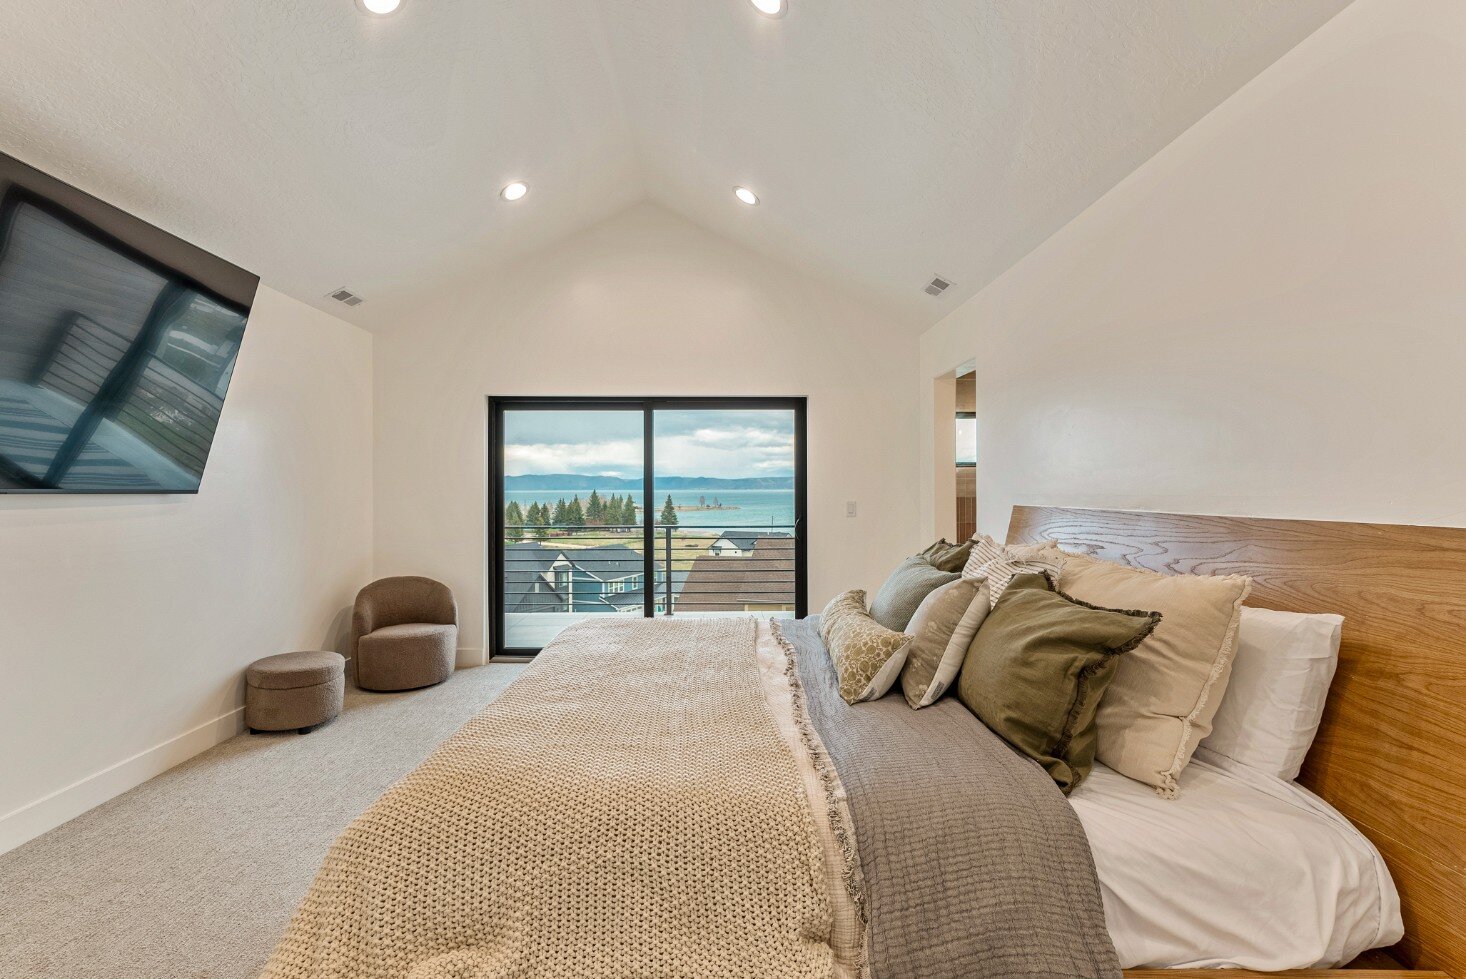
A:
664 524 674 615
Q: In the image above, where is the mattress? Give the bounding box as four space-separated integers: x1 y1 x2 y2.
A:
1070 746 1403 970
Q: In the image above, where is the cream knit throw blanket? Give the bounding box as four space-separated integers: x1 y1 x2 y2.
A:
261 616 836 979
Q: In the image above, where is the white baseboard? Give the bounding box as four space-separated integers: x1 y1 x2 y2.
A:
0 706 245 856
455 646 486 669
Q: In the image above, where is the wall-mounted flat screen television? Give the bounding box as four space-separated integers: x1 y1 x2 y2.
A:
0 150 258 493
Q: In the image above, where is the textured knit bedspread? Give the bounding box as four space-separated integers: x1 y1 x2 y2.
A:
261 616 835 979
777 616 1122 979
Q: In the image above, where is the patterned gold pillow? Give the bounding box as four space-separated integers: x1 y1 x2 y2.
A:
819 590 913 704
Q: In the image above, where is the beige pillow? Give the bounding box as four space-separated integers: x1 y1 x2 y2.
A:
961 535 1068 606
1057 552 1252 797
819 590 912 704
899 577 991 709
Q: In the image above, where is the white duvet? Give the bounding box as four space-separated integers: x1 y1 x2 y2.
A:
1071 746 1403 970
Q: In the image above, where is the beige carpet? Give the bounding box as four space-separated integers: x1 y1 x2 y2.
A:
0 663 525 979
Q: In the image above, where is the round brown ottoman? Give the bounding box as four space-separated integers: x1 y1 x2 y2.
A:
245 650 345 734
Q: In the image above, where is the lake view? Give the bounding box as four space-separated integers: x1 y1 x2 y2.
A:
503 487 795 529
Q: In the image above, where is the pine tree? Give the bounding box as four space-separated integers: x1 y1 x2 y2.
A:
566 495 586 527
527 501 550 540
504 501 525 535
659 495 679 526
586 490 604 525
551 498 568 526
625 496 640 525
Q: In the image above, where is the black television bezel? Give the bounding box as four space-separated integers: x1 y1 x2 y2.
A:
0 150 260 495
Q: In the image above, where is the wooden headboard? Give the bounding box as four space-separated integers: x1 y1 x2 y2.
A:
1007 506 1465 977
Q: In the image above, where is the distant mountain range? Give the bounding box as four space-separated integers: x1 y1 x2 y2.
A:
504 474 794 491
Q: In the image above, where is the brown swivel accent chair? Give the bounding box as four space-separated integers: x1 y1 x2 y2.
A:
351 576 457 691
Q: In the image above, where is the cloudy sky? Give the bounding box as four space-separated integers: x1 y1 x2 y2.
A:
502 409 795 479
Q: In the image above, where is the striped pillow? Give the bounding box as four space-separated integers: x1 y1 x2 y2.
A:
961 535 1068 607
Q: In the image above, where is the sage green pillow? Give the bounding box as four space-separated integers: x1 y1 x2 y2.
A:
869 556 960 631
919 538 974 573
900 577 991 709
956 573 1161 793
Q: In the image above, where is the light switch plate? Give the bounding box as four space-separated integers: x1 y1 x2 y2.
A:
846 501 857 517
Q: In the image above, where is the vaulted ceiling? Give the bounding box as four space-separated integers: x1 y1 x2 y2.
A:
0 0 1350 331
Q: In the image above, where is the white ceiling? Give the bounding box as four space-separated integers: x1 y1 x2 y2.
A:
0 0 1349 331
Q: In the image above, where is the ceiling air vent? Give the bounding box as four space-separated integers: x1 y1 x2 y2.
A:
327 287 365 307
924 276 953 297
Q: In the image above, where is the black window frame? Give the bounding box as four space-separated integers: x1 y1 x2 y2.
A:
488 396 808 658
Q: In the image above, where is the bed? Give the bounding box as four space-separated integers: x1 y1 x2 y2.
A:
261 507 1464 979
1007 506 1465 979
1075 753 1399 970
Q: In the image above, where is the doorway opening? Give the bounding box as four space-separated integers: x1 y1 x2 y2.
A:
955 371 976 541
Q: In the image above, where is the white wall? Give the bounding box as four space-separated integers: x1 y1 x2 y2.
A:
0 286 374 852
920 0 1466 540
372 203 921 662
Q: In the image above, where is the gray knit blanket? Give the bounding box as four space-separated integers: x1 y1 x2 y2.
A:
778 616 1122 979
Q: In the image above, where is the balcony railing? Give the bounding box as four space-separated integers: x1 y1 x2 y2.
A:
501 524 797 641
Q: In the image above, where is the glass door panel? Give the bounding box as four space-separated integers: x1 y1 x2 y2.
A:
652 408 798 618
497 407 646 651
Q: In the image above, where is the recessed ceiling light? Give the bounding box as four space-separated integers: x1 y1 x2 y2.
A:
501 181 529 202
750 0 788 17
357 0 402 14
733 186 760 206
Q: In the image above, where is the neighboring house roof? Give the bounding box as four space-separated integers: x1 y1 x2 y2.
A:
713 530 794 552
504 583 567 614
677 555 744 612
679 537 796 611
504 541 562 575
738 536 796 607
502 542 568 614
557 544 655 579
502 541 669 614
602 589 646 612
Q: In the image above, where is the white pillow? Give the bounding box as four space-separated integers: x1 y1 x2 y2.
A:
1200 606 1343 780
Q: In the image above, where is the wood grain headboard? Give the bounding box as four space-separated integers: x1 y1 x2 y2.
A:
1007 506 1465 977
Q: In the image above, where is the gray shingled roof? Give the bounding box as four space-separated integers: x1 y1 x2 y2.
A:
556 544 647 579
679 537 795 611
715 530 793 552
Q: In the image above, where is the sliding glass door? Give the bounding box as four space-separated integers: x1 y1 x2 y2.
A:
490 397 806 657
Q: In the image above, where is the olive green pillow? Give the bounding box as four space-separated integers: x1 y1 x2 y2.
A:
869 556 960 631
919 538 974 573
956 573 1161 793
